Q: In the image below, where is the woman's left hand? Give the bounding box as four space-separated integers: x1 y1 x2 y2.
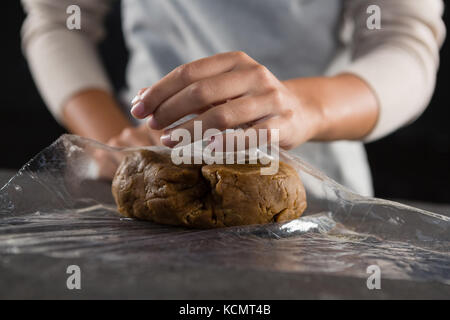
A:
93 124 163 180
106 123 164 148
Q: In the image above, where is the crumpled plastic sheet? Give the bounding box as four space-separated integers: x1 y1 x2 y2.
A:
0 134 449 284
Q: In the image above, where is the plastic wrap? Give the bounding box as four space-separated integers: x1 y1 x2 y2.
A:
0 134 449 284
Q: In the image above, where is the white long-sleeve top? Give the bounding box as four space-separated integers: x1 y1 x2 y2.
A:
21 0 446 195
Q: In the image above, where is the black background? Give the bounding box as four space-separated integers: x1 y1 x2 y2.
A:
1 1 449 202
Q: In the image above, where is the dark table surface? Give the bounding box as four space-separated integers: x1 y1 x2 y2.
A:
0 169 449 299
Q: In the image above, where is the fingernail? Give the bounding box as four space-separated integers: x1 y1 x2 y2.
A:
147 115 159 129
131 95 141 105
141 86 152 100
160 133 172 146
130 101 146 118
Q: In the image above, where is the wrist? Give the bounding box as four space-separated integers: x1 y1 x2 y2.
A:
283 77 331 142
62 89 131 143
284 73 378 142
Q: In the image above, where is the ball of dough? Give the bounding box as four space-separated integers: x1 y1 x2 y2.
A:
112 150 307 228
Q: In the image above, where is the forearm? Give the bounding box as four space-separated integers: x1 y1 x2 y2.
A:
21 0 113 122
284 74 379 141
337 0 445 141
62 89 131 143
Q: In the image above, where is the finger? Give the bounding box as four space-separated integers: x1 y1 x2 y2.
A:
97 154 120 180
118 128 142 146
106 137 129 164
160 93 275 147
209 117 283 154
131 51 256 119
136 124 166 146
119 127 152 146
246 116 287 148
224 115 284 147
93 148 121 180
150 67 262 130
108 136 124 148
148 130 164 146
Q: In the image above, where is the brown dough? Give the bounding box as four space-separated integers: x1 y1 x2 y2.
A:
112 150 307 228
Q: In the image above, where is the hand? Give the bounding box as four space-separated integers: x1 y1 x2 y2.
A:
62 89 133 143
130 51 324 150
106 123 164 148
93 124 164 180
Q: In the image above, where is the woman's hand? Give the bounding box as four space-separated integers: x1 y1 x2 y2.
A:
130 51 324 149
106 123 164 148
94 124 163 179
130 51 378 149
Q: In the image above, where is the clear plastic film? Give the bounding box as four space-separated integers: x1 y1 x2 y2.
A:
0 134 449 284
